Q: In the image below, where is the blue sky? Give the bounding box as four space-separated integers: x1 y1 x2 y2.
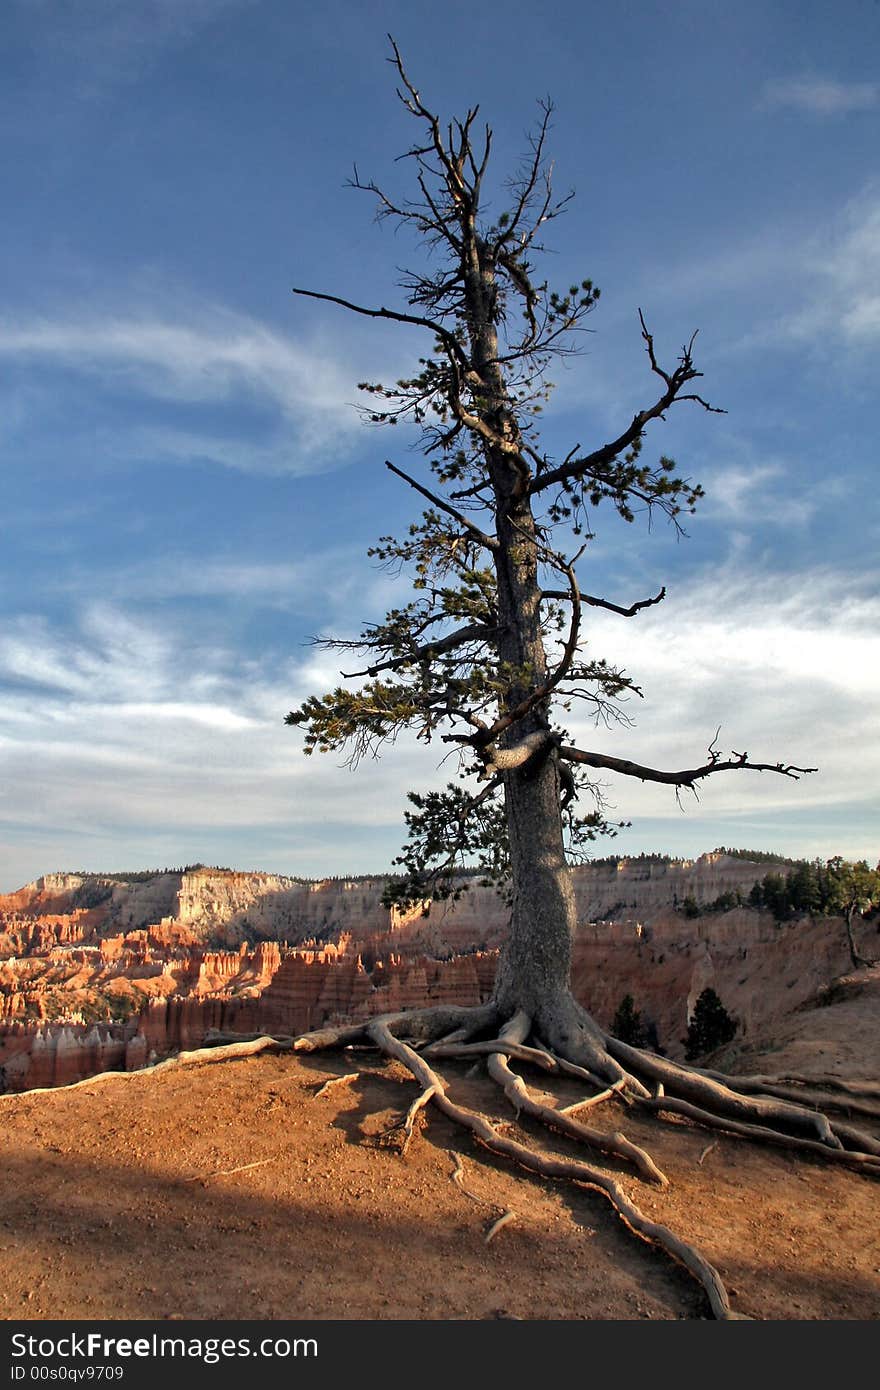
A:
1 0 878 890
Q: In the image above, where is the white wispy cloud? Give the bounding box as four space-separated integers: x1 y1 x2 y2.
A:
569 568 880 832
0 306 369 467
761 76 879 115
36 553 404 645
698 446 852 532
0 601 413 813
778 185 880 347
700 462 790 522
1 569 878 891
0 608 174 703
586 177 880 371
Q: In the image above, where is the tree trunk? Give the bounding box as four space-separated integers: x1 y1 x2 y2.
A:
484 479 612 1067
492 750 575 1018
464 237 611 1060
487 476 573 1004
845 908 860 970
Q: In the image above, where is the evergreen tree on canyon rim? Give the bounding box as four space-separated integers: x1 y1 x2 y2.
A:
282 41 877 1316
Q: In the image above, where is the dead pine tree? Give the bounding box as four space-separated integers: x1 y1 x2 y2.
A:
275 40 880 1317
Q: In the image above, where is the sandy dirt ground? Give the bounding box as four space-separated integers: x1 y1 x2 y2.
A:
1 971 878 1323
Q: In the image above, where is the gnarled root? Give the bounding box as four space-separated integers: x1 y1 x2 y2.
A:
639 1095 880 1175
289 993 880 1318
0 1034 292 1101
605 1035 880 1159
376 1082 438 1155
486 1013 669 1187
364 1019 739 1320
536 994 651 1098
292 1002 500 1054
290 996 880 1180
693 1069 880 1121
12 994 875 1320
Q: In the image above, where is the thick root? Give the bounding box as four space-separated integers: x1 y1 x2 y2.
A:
13 993 873 1320
532 1038 634 1102
487 1014 669 1187
365 1019 738 1320
424 1038 559 1071
605 1036 847 1148
694 1070 880 1121
292 1002 499 1054
640 1096 880 1175
537 996 651 1098
203 1029 294 1045
762 1074 880 1098
0 1034 290 1101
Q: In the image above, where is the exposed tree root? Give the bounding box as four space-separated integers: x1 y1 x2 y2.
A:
364 1019 739 1320
448 1149 496 1209
9 997 877 1320
486 1014 669 1187
204 1029 294 1045
485 1210 518 1244
376 1083 437 1155
183 1156 277 1184
0 1035 291 1101
558 1080 625 1116
283 997 880 1317
291 1003 500 1055
640 1096 880 1174
536 995 652 1098
532 1037 634 1101
444 1145 514 1234
769 1074 880 1098
447 1149 518 1241
693 1070 880 1120
424 1038 559 1071
606 1036 846 1147
314 1072 359 1099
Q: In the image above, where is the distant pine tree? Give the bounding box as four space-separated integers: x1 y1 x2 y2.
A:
684 988 737 1060
611 993 648 1047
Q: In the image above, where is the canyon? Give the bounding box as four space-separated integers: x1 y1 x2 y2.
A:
0 853 871 1092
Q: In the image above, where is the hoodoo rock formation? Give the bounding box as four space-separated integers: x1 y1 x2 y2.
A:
1 853 874 1092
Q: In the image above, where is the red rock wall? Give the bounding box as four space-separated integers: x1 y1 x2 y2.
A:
0 1021 148 1093
3 855 872 1088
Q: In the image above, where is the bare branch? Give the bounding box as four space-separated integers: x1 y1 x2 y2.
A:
290 286 468 370
387 36 470 208
492 100 554 250
415 169 462 249
347 162 457 248
559 744 817 788
341 622 496 678
385 461 499 550
542 585 666 618
528 314 725 500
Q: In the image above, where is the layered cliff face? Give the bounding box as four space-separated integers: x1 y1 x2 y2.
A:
3 852 870 1094
0 928 285 1090
257 946 498 1037
2 870 397 946
1 853 781 947
0 1022 149 1090
568 909 860 1053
